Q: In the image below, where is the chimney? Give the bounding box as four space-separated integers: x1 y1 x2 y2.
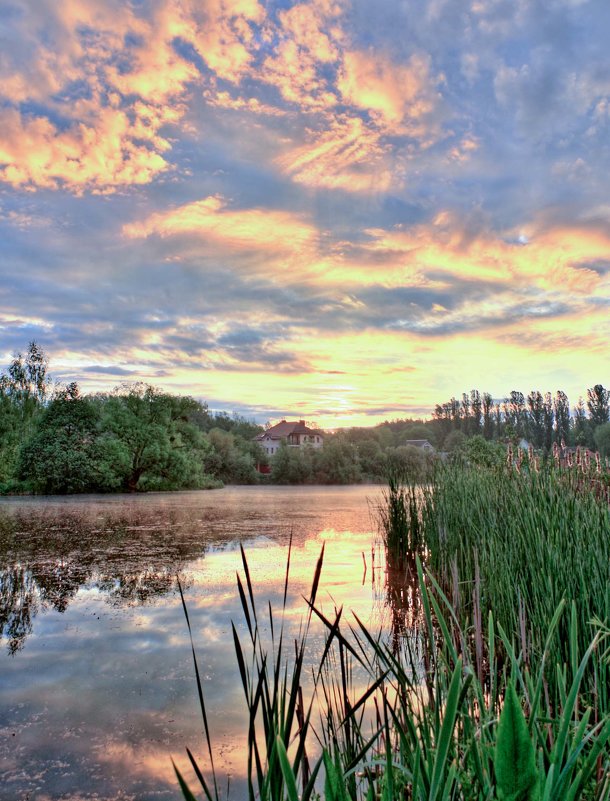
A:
299 420 305 426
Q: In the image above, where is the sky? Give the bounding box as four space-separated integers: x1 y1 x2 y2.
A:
1 0 610 428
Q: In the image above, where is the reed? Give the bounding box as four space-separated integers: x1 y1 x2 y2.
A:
377 472 424 563
176 544 610 800
420 462 610 711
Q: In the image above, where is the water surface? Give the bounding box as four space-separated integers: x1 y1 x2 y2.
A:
0 485 410 801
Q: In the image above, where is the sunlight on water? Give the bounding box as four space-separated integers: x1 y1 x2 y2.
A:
0 486 419 801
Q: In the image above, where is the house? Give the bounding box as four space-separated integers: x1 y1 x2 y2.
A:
254 419 324 458
404 439 435 452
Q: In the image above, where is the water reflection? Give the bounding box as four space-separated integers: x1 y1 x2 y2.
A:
383 553 422 651
0 505 210 653
0 486 423 801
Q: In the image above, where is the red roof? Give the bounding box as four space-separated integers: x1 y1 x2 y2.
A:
255 419 322 440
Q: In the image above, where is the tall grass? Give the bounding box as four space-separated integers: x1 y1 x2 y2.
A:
419 462 610 714
176 542 610 800
377 472 423 564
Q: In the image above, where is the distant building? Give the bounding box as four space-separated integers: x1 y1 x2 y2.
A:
254 420 324 458
404 439 435 452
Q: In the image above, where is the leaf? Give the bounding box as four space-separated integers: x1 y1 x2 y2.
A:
323 749 349 801
495 680 540 801
275 735 299 801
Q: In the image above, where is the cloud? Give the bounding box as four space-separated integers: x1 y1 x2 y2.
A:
0 105 173 193
0 0 266 193
259 1 342 109
337 49 440 135
276 115 394 193
122 195 319 256
185 0 265 83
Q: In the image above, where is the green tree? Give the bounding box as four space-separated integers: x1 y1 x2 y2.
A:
594 422 610 459
312 436 361 484
443 429 467 452
385 445 430 481
553 390 570 445
587 384 610 427
0 341 51 489
206 427 259 484
573 397 592 447
356 438 385 479
18 384 104 494
270 441 313 484
453 434 505 468
482 392 494 440
527 391 545 448
100 384 214 491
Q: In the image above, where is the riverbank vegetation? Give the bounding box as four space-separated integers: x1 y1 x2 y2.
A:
2 342 610 493
177 456 610 799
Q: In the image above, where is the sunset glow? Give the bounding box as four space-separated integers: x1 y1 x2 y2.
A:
2 0 609 426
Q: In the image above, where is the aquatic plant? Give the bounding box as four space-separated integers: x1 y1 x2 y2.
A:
175 546 610 800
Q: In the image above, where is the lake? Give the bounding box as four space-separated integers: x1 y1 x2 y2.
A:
0 485 415 801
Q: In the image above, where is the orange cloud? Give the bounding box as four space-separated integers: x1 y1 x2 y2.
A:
0 106 170 193
185 0 265 82
359 214 610 294
0 1 265 193
276 115 394 192
122 195 319 255
260 0 342 108
337 49 440 134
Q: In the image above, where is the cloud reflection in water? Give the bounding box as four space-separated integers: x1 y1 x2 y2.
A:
0 486 415 801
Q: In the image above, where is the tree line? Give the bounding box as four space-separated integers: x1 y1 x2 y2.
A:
0 343 264 494
431 387 610 454
1 343 609 493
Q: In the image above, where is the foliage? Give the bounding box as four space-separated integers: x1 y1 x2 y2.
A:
176 548 610 801
421 461 610 715
205 427 260 484
495 681 539 801
98 384 218 491
451 433 505 467
18 387 105 494
594 421 610 459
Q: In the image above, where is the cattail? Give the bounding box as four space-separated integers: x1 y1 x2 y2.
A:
595 451 601 474
507 443 513 467
516 447 523 474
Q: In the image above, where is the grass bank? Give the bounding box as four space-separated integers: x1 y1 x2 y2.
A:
176 466 610 801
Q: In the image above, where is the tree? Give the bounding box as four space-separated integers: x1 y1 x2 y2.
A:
18 386 104 494
482 393 494 440
100 384 214 491
1 341 50 406
443 429 467 452
452 434 505 468
470 390 482 436
587 384 610 427
573 397 591 447
527 391 545 448
0 342 51 489
553 391 570 446
355 438 385 479
206 427 259 484
385 445 431 482
542 391 554 451
270 441 313 484
504 391 526 439
594 422 610 459
312 436 361 484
